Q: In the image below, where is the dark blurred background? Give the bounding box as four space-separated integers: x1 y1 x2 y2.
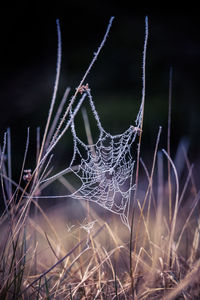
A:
0 3 200 179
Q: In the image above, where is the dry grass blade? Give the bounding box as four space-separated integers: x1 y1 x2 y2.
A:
45 87 71 147
162 149 179 267
167 67 173 223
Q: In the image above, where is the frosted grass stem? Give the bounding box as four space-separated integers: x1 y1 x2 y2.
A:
50 17 115 146
37 19 62 163
130 16 148 289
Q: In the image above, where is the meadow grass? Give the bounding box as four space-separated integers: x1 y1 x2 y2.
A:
0 17 200 299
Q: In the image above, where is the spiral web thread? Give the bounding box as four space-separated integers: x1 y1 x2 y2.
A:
66 89 142 230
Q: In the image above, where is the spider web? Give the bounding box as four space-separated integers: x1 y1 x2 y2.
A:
66 89 142 229
26 16 148 231
39 88 142 230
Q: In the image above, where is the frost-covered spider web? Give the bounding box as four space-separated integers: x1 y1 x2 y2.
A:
40 88 142 230
67 89 142 229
